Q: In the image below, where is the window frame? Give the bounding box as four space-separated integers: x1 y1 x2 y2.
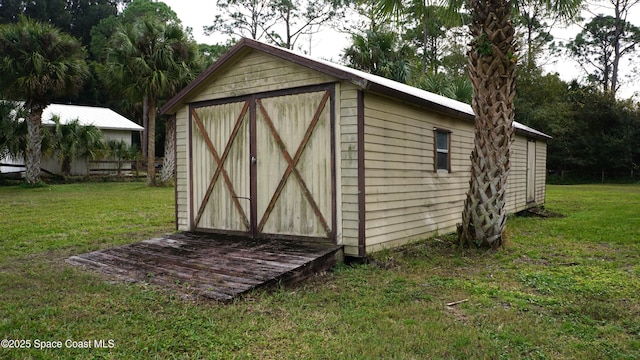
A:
434 128 451 173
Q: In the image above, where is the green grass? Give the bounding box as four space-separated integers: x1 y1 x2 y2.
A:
0 183 639 359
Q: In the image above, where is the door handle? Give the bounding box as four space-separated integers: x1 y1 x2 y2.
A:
251 155 257 164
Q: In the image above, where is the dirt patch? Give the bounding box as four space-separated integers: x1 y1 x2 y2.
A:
517 206 565 218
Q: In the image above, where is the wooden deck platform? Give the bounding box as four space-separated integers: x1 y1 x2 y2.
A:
66 232 342 301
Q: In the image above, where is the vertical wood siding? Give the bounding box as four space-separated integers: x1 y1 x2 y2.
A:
174 50 336 235
191 102 251 231
256 91 332 237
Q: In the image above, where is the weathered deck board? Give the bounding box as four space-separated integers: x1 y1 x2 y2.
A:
66 232 342 301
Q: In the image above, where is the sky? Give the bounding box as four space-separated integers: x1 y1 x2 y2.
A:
161 0 351 61
161 0 639 99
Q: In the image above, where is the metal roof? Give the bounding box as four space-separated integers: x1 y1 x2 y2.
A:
161 37 550 140
42 103 143 131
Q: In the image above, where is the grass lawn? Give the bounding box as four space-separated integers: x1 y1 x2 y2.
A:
0 183 639 359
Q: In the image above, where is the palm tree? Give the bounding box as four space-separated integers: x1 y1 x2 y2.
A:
414 72 472 103
343 28 413 83
106 139 141 177
159 35 202 184
377 0 582 248
0 17 89 185
0 101 28 162
159 114 178 184
100 18 199 185
457 0 518 248
49 117 105 176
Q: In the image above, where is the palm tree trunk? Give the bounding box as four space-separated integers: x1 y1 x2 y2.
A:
25 105 45 185
459 0 517 248
160 114 176 184
62 156 72 176
147 96 157 185
142 94 149 159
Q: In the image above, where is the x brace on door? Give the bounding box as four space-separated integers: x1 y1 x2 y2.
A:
256 91 332 238
192 102 251 230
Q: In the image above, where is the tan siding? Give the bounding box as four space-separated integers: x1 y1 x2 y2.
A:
188 51 335 103
192 103 251 231
175 106 190 231
506 135 528 212
535 141 547 203
256 91 332 237
171 48 549 255
174 50 336 233
339 83 360 256
506 135 548 213
362 93 474 252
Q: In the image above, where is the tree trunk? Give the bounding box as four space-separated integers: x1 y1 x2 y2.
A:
61 156 72 176
422 15 428 73
142 94 149 159
459 0 517 248
147 96 157 185
25 105 45 185
611 4 623 96
160 114 176 184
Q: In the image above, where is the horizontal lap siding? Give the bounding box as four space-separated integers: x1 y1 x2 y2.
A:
176 106 190 230
506 135 528 213
340 84 360 256
188 52 335 102
363 93 474 252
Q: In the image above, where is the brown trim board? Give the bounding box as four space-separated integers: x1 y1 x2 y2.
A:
188 104 194 230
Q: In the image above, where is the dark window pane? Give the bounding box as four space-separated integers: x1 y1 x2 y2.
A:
437 152 448 170
436 131 448 150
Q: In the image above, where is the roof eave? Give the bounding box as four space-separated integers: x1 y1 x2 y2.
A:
365 82 475 121
513 123 552 140
159 38 552 142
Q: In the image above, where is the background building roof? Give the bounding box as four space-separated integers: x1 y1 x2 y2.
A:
42 104 143 131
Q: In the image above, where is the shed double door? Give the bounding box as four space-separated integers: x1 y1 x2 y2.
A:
190 88 334 240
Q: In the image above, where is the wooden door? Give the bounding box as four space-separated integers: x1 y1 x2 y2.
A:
526 139 536 203
189 87 334 240
255 90 333 238
191 101 251 232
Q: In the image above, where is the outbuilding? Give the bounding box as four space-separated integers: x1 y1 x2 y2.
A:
0 103 143 176
161 38 549 258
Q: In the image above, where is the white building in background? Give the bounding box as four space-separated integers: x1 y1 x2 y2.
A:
1 103 143 176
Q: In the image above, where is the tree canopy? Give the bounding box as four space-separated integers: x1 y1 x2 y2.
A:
1 0 639 187
0 16 89 184
567 15 640 95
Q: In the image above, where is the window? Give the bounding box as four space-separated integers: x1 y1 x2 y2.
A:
434 129 450 172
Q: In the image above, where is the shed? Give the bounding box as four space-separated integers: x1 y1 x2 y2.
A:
161 38 550 258
0 103 143 176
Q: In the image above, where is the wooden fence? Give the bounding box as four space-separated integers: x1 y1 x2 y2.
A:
88 159 163 177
